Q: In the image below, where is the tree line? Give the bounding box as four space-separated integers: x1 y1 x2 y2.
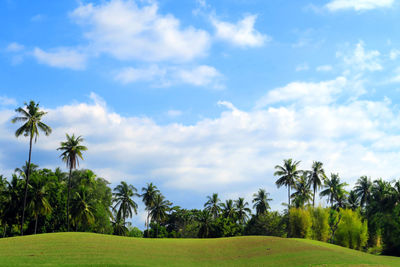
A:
2 101 400 256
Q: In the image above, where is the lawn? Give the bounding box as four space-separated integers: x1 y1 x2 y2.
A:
0 233 398 266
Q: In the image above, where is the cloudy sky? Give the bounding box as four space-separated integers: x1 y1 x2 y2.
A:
2 0 400 227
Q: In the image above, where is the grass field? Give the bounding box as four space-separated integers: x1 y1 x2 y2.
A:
0 233 399 266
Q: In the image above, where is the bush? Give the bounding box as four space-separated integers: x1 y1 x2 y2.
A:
310 207 329 242
127 226 143 237
382 205 400 256
334 209 368 250
289 208 311 238
244 211 286 237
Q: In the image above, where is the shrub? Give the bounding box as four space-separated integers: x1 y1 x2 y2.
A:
289 208 311 238
310 207 329 242
334 209 368 250
244 211 286 237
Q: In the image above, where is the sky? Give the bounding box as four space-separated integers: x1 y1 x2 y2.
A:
2 0 400 228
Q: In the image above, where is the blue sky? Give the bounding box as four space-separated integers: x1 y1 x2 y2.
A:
2 0 400 228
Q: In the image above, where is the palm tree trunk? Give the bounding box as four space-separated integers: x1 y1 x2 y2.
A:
288 186 291 207
21 135 33 236
146 212 150 237
313 185 316 207
66 167 72 232
34 214 38 234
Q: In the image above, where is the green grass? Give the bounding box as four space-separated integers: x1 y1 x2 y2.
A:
0 233 399 266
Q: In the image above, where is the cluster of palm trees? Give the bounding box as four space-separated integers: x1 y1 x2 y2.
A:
12 101 88 234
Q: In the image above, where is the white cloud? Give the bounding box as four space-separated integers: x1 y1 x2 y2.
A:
390 49 400 60
33 47 87 70
211 15 269 48
70 0 210 62
166 110 182 117
0 96 17 107
175 65 223 88
338 41 382 73
114 64 223 88
2 78 400 211
316 65 333 72
6 42 24 52
256 76 347 107
326 0 394 11
295 63 309 72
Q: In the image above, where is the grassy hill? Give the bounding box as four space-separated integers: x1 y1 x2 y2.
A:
0 233 399 266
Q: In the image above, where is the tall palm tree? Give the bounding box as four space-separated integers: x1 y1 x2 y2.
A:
204 193 222 219
57 134 87 231
28 174 52 234
354 176 372 209
141 183 160 234
274 159 301 207
221 199 236 220
252 189 272 216
234 197 251 224
12 100 52 235
113 181 139 226
310 161 326 207
291 173 312 208
149 193 171 237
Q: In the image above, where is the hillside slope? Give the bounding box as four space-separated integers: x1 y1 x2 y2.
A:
0 233 398 266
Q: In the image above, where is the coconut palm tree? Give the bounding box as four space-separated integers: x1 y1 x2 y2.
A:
149 194 171 237
291 173 312 208
234 197 251 224
112 181 139 226
141 183 160 234
204 193 222 219
70 185 94 230
274 159 301 207
347 190 360 211
320 173 348 208
197 210 213 238
221 199 236 220
28 174 52 234
11 100 52 235
354 176 372 209
252 189 272 216
57 134 87 231
310 161 326 207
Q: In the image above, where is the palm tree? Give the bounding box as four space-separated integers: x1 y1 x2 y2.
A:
221 199 236 220
204 193 222 219
149 194 171 237
141 183 160 234
291 173 312 208
197 210 213 238
252 189 272 216
11 100 52 235
14 162 39 180
347 190 360 211
113 181 139 226
70 185 94 230
274 159 301 207
234 197 251 224
28 174 52 234
57 134 87 231
320 173 348 208
354 176 372 209
310 161 326 207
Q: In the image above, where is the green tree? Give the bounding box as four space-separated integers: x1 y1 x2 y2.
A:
57 134 87 231
149 194 171 237
252 189 272 216
221 199 236 220
275 159 301 207
310 161 326 207
347 190 360 211
197 210 213 238
28 173 52 234
234 197 251 225
113 181 139 226
12 101 52 235
354 176 372 209
320 173 348 209
310 207 329 242
291 173 312 208
289 208 311 238
141 183 160 234
204 193 222 219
